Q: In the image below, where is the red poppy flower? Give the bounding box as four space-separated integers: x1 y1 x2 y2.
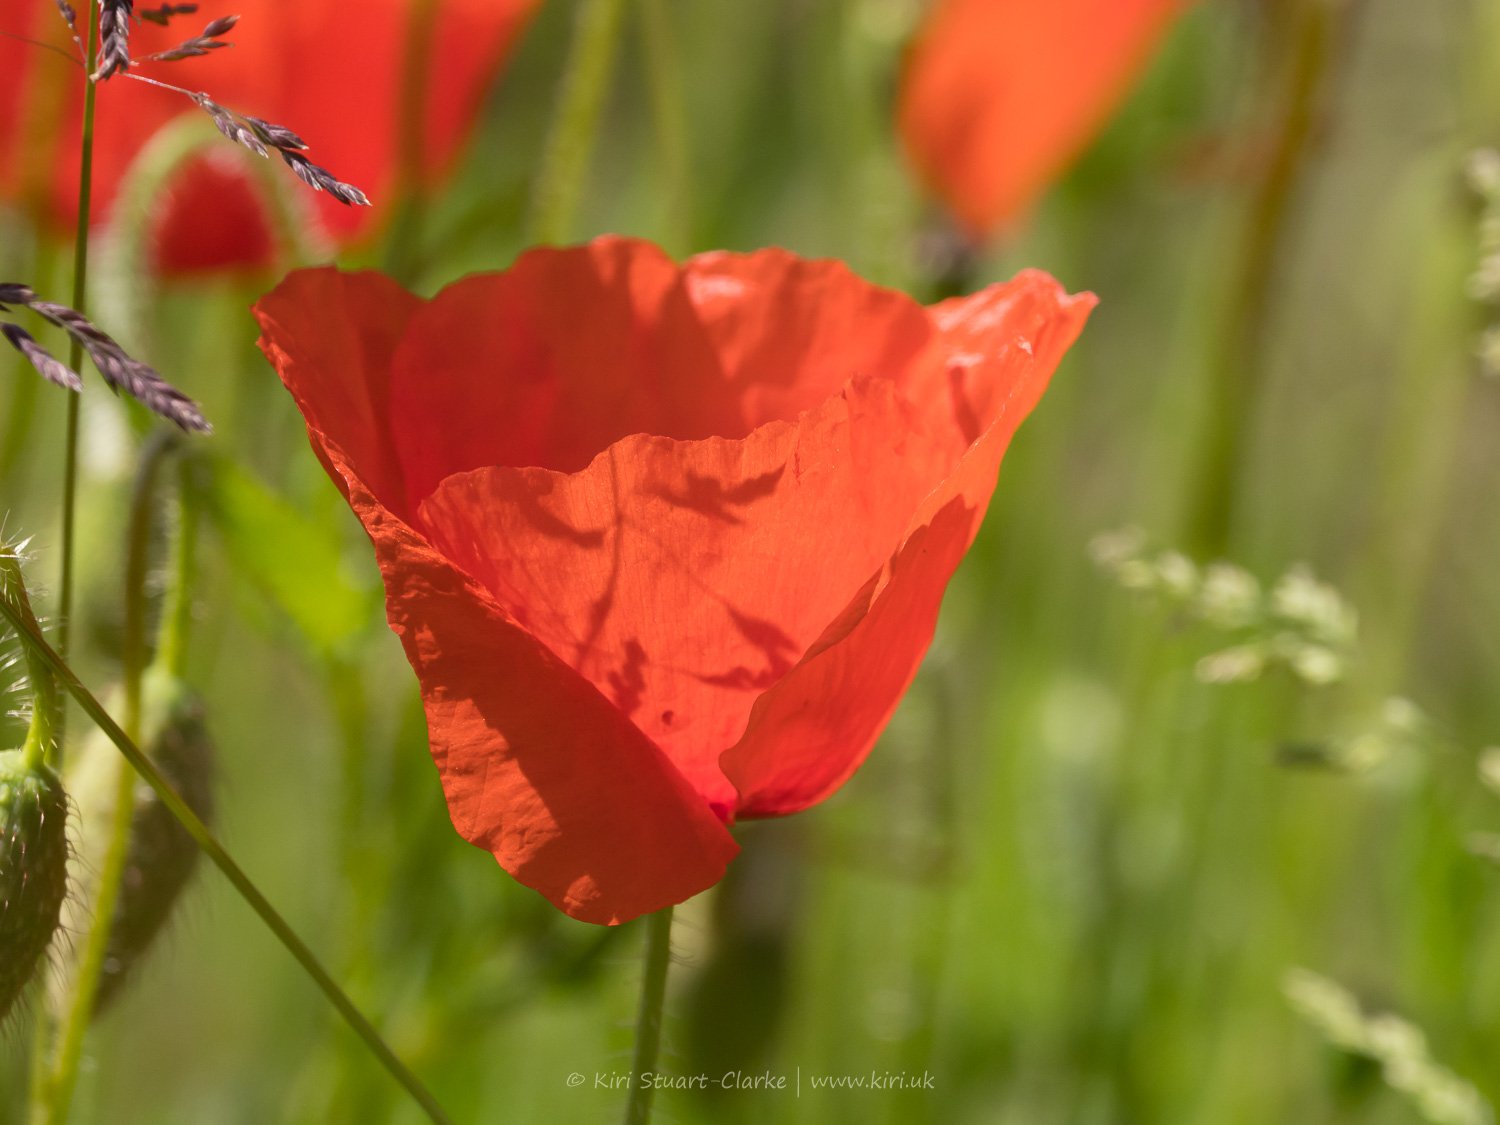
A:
254 236 1094 924
144 151 277 277
899 0 1185 237
0 0 539 272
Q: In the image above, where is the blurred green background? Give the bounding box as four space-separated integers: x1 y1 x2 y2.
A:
4 0 1500 1121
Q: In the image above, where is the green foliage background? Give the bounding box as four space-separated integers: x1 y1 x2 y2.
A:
3 0 1500 1121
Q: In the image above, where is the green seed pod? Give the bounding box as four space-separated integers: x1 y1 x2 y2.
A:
67 668 214 1014
0 749 69 1023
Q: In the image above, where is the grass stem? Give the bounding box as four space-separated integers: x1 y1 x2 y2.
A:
55 0 102 745
1182 0 1340 558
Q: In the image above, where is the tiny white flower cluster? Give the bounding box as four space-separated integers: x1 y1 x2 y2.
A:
1285 968 1492 1125
1089 528 1358 686
1464 747 1500 865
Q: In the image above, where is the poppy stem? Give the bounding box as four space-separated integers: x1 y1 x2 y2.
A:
156 454 199 679
525 0 629 245
38 432 177 1125
623 905 675 1125
0 597 455 1125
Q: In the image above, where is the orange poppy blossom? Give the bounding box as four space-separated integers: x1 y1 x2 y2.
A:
0 0 540 274
899 0 1186 237
254 236 1094 924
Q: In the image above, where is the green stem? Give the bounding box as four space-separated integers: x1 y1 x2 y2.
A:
635 0 691 252
123 433 175 721
41 731 133 1123
157 454 200 679
56 0 102 753
623 906 674 1125
0 599 454 1125
1182 0 1337 558
41 432 176 1124
524 0 630 245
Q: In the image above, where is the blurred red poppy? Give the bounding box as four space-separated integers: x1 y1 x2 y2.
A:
144 151 277 277
255 236 1094 923
899 0 1185 237
0 0 539 274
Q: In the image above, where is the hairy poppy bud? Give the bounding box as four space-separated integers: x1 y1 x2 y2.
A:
67 669 214 1013
0 749 69 1022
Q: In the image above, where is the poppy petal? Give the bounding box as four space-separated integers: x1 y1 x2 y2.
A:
378 240 935 506
254 268 421 516
351 489 739 923
414 373 959 819
723 274 1095 814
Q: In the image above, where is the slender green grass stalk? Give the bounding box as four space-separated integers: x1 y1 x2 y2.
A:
525 0 629 245
624 906 675 1125
38 434 176 1124
56 0 102 737
635 0 691 252
0 596 454 1125
1183 0 1340 558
